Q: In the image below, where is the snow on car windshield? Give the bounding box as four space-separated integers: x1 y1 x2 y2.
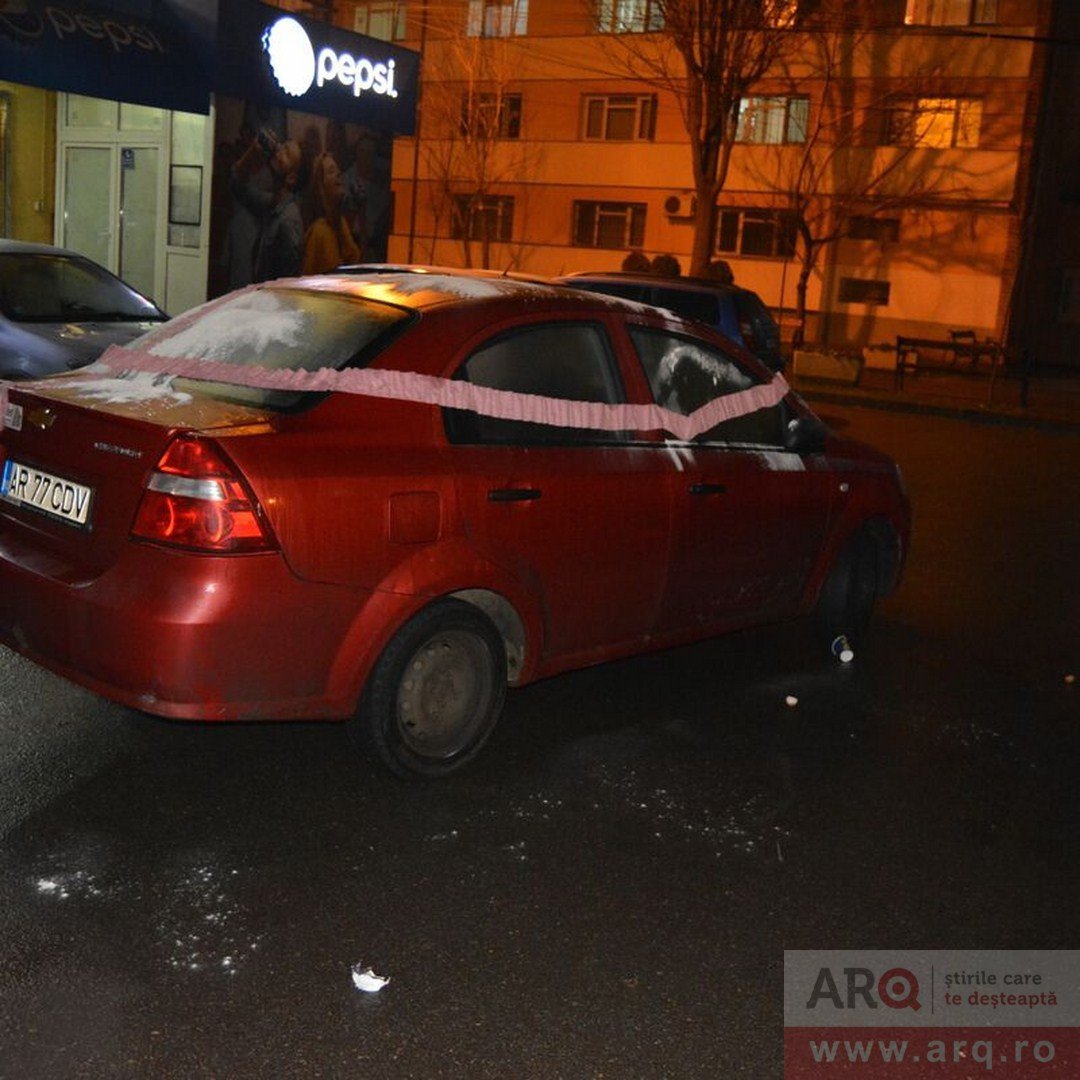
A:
131 286 412 410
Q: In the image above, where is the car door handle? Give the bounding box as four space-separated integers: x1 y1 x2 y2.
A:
488 487 542 502
689 482 727 496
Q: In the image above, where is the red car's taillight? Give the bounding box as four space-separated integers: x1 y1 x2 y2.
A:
131 436 275 553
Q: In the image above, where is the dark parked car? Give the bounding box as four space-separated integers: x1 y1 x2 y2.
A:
0 269 908 777
0 240 167 380
556 271 785 372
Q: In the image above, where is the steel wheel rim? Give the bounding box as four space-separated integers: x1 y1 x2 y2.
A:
395 630 494 759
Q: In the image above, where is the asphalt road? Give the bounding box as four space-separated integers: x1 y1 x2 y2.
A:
1 406 1078 1079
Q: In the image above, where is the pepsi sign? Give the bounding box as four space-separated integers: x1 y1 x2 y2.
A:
217 0 418 133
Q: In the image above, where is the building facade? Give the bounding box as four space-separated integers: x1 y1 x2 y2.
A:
380 0 1059 356
2 0 1074 368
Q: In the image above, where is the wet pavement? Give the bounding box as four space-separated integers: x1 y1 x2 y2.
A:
1 406 1078 1079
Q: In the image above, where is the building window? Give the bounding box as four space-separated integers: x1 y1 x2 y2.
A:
462 93 522 140
737 96 809 144
904 0 998 24
885 97 982 148
583 95 656 141
839 278 891 305
467 0 528 37
452 195 515 242
353 1 407 40
573 201 647 249
596 0 663 32
716 208 797 258
847 215 900 242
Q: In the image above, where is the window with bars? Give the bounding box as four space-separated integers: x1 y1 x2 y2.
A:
904 0 998 25
461 93 522 140
451 195 515 242
583 95 656 141
885 97 982 148
716 208 797 258
466 0 528 37
736 96 809 145
596 0 663 33
353 2 408 40
572 201 647 249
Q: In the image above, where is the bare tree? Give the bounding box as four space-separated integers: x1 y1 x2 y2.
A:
419 4 538 269
594 0 806 274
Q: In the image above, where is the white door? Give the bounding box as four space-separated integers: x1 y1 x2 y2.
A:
61 144 163 302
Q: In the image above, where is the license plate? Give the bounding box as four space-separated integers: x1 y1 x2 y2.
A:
0 459 93 526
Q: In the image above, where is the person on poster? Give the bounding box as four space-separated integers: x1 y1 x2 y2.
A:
302 151 360 275
231 128 306 282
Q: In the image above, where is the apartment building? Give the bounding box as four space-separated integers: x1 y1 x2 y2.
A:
371 0 1055 351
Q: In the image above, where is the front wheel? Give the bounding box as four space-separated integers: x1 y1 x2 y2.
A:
348 600 507 778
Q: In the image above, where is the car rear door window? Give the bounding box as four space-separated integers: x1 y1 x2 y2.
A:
444 322 627 445
629 326 784 447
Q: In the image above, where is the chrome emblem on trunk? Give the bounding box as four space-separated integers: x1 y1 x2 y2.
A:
93 441 143 460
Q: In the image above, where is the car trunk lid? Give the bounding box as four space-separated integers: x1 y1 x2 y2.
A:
0 374 273 582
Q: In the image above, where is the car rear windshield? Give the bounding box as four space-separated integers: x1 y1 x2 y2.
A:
130 286 414 411
0 253 163 322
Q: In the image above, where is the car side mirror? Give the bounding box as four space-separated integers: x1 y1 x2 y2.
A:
784 414 827 455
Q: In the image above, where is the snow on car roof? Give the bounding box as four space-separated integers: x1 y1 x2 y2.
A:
295 269 565 307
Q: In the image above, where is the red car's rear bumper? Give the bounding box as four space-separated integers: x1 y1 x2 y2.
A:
0 531 371 721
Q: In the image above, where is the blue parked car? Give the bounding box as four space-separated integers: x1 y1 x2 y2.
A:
556 271 785 373
0 240 167 380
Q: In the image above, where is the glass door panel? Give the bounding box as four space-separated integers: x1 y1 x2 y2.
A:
63 146 113 268
119 147 160 300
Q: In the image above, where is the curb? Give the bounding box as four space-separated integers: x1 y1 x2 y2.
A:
795 386 1080 435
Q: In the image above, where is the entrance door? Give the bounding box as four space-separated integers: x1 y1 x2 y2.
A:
61 144 162 301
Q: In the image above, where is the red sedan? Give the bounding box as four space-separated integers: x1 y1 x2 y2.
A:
0 270 909 776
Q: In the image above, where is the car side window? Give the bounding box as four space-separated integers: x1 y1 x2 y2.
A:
629 326 785 447
444 322 627 445
573 281 650 305
649 287 720 328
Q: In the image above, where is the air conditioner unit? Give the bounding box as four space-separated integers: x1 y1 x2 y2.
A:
664 193 696 218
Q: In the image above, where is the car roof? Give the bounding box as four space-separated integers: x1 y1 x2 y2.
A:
291 267 659 317
0 239 91 259
557 271 754 297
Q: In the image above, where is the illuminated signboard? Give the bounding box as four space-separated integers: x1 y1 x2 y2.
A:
0 0 215 114
216 0 418 133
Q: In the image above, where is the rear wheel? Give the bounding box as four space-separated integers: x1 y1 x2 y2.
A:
349 600 507 778
814 532 878 646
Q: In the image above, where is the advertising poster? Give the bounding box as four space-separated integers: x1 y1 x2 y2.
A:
208 94 393 297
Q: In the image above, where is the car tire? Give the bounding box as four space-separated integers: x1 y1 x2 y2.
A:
348 599 507 778
814 531 878 646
